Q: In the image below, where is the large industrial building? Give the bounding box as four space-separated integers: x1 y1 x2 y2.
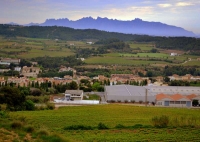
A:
105 85 200 107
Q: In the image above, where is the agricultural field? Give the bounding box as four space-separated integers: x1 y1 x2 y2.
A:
84 56 171 66
1 105 200 141
0 37 96 59
129 43 154 51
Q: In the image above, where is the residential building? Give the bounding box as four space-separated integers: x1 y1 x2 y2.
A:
65 90 83 101
156 93 193 107
21 66 41 77
170 53 178 56
14 66 21 72
0 58 20 64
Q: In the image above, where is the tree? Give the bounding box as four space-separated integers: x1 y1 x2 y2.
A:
192 100 199 106
164 76 170 83
69 81 78 90
0 86 26 111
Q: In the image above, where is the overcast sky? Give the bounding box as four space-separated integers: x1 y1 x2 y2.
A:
0 0 199 34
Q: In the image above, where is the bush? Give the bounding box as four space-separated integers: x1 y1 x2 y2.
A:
139 100 143 104
132 124 143 128
117 100 121 103
124 100 128 103
25 100 35 110
37 129 50 136
0 111 9 118
131 100 135 103
115 124 125 129
11 120 23 129
0 104 7 111
24 125 35 133
46 103 55 110
64 125 93 130
151 115 169 128
97 122 109 130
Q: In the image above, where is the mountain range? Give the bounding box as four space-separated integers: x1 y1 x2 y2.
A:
7 17 196 37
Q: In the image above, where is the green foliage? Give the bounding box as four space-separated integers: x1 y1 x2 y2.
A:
26 95 49 103
24 100 35 111
0 86 26 111
192 100 199 106
11 120 23 129
115 124 126 129
0 111 9 118
39 71 73 78
24 125 35 133
151 115 169 128
64 125 93 130
37 128 50 136
46 103 55 110
98 122 109 130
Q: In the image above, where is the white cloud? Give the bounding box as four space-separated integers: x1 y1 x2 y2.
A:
176 2 194 7
157 4 172 8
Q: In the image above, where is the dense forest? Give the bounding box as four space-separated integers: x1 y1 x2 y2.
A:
0 24 200 51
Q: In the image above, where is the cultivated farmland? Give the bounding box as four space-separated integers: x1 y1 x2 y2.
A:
1 105 199 142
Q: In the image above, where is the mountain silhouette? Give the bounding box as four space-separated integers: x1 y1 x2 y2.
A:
36 17 195 37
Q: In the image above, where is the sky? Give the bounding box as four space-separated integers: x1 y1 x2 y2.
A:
0 0 200 34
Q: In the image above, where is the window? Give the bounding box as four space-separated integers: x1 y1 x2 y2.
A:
170 101 174 104
181 101 186 104
175 101 180 104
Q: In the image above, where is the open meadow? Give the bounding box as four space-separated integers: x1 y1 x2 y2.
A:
1 105 200 142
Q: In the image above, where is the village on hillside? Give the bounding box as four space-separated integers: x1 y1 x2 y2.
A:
0 57 200 108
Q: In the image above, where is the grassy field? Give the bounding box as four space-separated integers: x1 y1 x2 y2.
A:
0 37 95 58
1 105 199 141
84 56 170 66
129 43 154 51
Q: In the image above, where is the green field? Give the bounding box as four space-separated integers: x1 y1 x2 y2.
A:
1 105 199 141
129 43 154 51
85 56 170 66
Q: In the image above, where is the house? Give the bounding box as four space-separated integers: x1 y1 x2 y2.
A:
21 66 41 77
0 58 20 64
0 69 10 72
86 42 93 45
170 53 178 56
65 90 83 101
14 66 21 72
156 93 192 107
7 77 30 87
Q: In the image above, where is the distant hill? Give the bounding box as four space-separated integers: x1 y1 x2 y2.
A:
0 24 199 51
36 17 195 37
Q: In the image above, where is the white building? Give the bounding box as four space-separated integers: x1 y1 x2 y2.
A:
14 66 21 72
65 90 83 101
170 53 178 56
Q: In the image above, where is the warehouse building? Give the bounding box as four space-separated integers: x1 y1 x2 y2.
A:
105 85 200 107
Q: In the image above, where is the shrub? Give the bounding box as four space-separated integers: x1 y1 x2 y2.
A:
24 125 35 133
46 103 55 110
0 104 7 111
117 100 121 103
11 120 23 129
25 100 35 110
0 111 9 118
131 100 135 103
98 122 109 130
139 100 143 104
115 124 125 129
37 129 50 136
151 115 169 128
124 100 128 103
132 124 143 128
64 125 93 130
